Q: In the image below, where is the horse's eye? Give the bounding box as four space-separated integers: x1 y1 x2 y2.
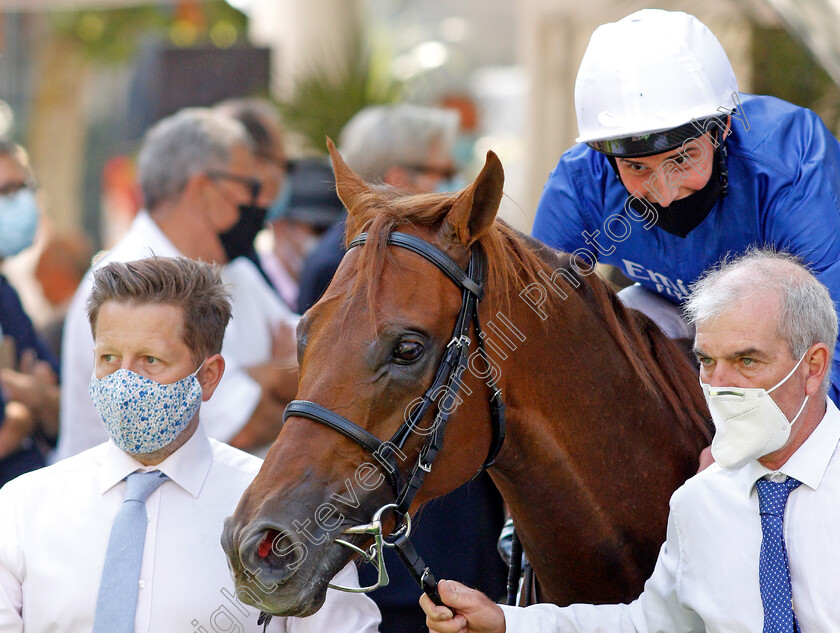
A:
393 340 425 364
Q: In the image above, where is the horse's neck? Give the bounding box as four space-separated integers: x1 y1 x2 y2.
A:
484 271 700 605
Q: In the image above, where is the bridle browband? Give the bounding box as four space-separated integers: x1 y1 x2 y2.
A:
278 230 506 607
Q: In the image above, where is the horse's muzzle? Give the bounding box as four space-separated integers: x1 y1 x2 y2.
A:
221 514 353 617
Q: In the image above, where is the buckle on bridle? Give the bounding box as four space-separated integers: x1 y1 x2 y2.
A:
328 503 413 594
447 334 471 350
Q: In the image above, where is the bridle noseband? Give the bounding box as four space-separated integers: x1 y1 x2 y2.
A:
278 231 506 606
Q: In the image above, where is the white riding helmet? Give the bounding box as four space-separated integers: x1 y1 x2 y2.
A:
575 9 739 157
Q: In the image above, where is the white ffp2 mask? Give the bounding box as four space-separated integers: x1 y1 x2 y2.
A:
702 354 808 470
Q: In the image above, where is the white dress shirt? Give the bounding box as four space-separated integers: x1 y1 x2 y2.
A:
502 398 840 632
56 211 298 459
0 423 381 633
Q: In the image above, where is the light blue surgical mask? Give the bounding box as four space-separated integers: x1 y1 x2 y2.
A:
266 181 293 223
89 362 205 455
435 175 466 194
0 188 39 257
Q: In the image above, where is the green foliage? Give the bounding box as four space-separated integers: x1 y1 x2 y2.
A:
49 1 247 65
276 36 403 154
751 24 840 130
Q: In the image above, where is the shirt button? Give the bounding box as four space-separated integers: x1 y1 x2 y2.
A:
138 580 146 589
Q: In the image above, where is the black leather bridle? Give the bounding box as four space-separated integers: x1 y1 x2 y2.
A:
278 230 506 607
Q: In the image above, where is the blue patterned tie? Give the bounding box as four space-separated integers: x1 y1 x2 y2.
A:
92 471 169 633
756 477 802 633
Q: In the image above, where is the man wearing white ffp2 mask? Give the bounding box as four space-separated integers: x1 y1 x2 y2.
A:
691 281 830 474
701 351 810 470
420 248 840 633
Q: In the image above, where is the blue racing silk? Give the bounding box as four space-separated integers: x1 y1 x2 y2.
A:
532 93 840 404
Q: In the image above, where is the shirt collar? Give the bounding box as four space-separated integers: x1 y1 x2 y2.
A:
133 209 183 257
738 397 840 495
99 421 214 498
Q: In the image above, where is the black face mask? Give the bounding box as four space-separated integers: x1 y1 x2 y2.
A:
615 135 729 239
218 204 268 262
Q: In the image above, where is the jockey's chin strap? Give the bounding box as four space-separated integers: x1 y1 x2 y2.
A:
266 231 505 623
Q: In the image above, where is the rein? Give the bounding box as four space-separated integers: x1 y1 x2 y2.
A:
275 231 506 611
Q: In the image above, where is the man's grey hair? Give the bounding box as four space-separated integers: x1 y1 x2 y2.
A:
0 140 35 184
339 104 458 181
138 107 252 210
685 249 838 391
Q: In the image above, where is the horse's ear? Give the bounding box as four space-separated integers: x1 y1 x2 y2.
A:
440 150 504 247
326 137 369 215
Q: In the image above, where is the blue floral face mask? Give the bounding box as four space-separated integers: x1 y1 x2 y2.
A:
89 362 205 455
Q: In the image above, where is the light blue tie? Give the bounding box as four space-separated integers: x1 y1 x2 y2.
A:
756 477 802 633
93 471 168 633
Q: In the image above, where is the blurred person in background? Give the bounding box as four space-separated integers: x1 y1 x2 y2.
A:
296 104 462 313
58 107 298 462
214 99 344 312
295 103 507 633
0 140 60 487
259 156 345 312
33 230 93 362
213 98 290 298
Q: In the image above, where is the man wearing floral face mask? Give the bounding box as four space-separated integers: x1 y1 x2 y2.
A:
420 249 840 632
59 108 299 463
0 257 381 632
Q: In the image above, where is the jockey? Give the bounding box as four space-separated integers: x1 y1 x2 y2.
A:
531 8 840 406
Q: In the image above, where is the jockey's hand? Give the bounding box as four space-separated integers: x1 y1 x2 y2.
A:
420 580 505 633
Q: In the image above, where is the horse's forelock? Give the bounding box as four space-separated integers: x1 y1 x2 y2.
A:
342 185 554 320
343 190 452 332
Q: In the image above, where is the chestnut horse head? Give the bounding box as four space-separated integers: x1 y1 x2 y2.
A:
222 141 711 617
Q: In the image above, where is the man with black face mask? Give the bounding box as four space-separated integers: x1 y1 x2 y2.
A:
59 108 298 463
532 9 840 405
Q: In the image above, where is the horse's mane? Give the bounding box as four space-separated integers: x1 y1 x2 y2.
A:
343 186 711 439
543 250 711 438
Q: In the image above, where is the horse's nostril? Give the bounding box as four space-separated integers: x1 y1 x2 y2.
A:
245 526 307 584
257 529 279 559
